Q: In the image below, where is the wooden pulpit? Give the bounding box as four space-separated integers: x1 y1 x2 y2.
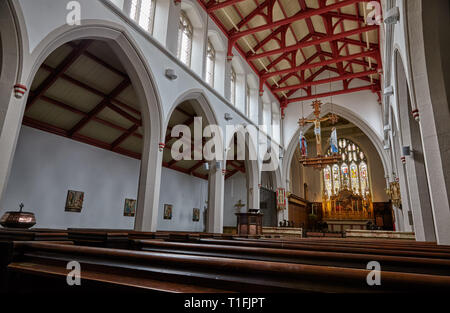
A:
235 211 263 236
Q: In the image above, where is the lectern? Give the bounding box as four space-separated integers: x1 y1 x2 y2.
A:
235 210 263 236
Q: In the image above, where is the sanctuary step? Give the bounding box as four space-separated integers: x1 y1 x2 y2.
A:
262 227 303 238
345 229 416 240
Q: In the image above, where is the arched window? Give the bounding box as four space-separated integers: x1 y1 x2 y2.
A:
177 11 193 67
206 40 216 87
230 66 236 105
130 0 156 34
323 138 371 198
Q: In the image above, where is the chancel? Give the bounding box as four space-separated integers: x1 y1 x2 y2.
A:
0 0 449 299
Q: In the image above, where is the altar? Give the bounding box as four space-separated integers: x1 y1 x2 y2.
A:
322 188 374 232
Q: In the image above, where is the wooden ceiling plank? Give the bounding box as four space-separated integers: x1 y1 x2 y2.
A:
67 78 131 137
26 40 92 111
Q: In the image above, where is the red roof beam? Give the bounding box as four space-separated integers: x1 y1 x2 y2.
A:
248 24 378 61
286 84 380 104
273 69 378 93
262 50 377 80
207 0 247 12
230 0 373 40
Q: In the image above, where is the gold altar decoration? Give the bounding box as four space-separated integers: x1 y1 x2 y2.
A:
322 188 374 220
298 100 340 169
386 181 401 207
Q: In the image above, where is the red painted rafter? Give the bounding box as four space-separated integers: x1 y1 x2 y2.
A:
230 0 370 40
286 84 379 104
207 0 247 12
262 50 377 80
198 0 382 110
248 24 378 61
273 69 377 93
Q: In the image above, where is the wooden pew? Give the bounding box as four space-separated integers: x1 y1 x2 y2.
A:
198 238 450 259
0 228 68 241
134 239 450 276
4 241 450 293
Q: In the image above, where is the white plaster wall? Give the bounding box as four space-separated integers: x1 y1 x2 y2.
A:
223 172 246 227
0 126 214 231
157 167 208 232
0 126 140 229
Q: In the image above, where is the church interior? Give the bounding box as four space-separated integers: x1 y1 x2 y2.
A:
0 0 449 299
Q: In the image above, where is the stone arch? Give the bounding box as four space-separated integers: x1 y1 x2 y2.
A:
283 103 390 188
0 0 27 200
225 126 260 211
165 89 219 135
3 21 164 231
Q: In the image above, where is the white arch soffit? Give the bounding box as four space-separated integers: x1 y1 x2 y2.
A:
2 0 26 84
259 142 283 189
283 103 390 183
164 89 221 142
231 57 245 74
247 73 258 89
20 21 164 143
181 0 204 29
225 127 260 184
207 30 225 52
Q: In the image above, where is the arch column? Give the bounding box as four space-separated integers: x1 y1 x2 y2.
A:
207 162 224 233
406 0 450 245
0 93 27 201
134 143 163 232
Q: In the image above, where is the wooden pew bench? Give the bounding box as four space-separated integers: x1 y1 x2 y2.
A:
133 239 450 276
198 238 450 259
4 241 450 293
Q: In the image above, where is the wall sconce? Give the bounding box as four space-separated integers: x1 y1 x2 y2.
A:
165 69 177 80
383 86 394 97
224 113 233 121
384 7 400 25
402 145 412 157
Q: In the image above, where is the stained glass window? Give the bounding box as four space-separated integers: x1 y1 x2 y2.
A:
324 138 370 197
332 164 340 194
324 166 332 197
360 162 369 196
350 162 359 194
341 163 350 189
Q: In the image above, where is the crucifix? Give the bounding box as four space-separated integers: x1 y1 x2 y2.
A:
234 200 245 212
298 100 338 156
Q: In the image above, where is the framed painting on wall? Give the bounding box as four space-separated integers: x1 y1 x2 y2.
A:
65 190 84 212
193 208 200 222
124 199 136 217
164 204 173 220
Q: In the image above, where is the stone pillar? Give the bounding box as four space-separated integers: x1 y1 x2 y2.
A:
134 141 163 232
207 162 224 233
247 164 260 211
